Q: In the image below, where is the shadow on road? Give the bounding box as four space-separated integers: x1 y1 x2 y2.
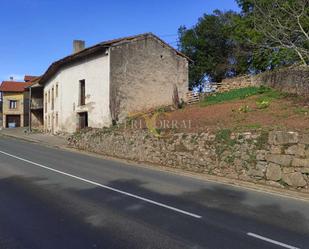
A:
0 175 308 249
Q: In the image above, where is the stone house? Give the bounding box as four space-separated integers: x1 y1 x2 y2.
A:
0 80 32 128
33 33 189 134
28 77 44 130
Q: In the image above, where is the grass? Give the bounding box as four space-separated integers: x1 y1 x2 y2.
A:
255 131 269 150
255 88 283 103
215 129 236 146
201 86 281 106
243 123 262 130
294 107 309 116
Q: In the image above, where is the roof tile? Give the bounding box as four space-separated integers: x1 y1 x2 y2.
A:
0 81 32 92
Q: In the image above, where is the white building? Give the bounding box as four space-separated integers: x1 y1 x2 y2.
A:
37 33 190 134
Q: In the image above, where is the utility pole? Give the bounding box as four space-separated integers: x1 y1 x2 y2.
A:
28 86 32 132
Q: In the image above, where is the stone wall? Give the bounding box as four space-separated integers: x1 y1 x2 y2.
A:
110 35 189 123
217 65 309 98
217 75 252 93
254 66 309 97
69 129 309 192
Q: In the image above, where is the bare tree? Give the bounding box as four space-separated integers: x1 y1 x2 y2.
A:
253 0 309 65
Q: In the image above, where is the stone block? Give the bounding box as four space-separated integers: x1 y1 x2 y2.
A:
285 145 297 155
269 131 299 145
256 150 267 161
292 158 309 167
301 167 309 174
266 163 282 181
257 161 267 171
270 146 282 154
300 134 309 145
285 144 306 156
282 172 307 187
248 167 264 178
283 167 295 174
265 154 292 166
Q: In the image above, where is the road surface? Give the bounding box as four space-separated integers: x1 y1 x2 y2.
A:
0 136 308 249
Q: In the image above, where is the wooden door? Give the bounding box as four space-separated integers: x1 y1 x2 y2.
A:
78 112 88 129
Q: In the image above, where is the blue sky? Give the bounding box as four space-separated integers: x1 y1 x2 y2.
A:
0 0 239 82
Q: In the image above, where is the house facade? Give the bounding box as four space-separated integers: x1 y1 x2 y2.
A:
28 77 44 130
36 33 189 134
0 81 32 128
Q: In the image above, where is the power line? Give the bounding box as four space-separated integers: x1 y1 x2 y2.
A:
158 34 179 38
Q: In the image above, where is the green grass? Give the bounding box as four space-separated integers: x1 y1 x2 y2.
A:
201 86 280 106
244 123 262 130
294 107 309 115
255 88 283 103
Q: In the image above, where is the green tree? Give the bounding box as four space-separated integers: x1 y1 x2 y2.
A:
178 1 309 89
236 0 309 66
178 10 247 88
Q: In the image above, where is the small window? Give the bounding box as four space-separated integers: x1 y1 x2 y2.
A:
56 84 58 97
51 87 54 110
56 112 58 127
9 100 17 109
44 93 47 111
79 80 85 106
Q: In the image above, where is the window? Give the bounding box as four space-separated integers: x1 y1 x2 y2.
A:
56 112 58 127
44 93 47 111
51 87 54 110
79 80 85 106
9 100 17 109
48 90 50 103
56 84 58 97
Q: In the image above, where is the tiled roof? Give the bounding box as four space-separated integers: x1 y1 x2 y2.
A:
39 33 191 84
24 75 38 82
0 81 32 92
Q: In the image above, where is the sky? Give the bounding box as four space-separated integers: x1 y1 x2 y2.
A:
0 0 240 82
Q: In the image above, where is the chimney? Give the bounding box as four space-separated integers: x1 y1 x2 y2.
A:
9 76 13 81
73 40 85 53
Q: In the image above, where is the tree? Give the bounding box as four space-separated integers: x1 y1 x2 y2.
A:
178 1 309 89
236 0 309 66
178 10 246 88
254 0 308 65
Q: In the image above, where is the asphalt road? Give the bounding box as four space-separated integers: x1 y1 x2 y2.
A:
0 136 308 249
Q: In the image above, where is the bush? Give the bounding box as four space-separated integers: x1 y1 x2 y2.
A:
239 105 251 113
201 86 272 106
256 100 270 109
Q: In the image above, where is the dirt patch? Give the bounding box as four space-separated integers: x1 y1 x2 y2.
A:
109 95 309 133
165 95 309 132
121 95 309 134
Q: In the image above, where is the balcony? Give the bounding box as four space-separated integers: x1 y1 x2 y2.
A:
31 98 43 110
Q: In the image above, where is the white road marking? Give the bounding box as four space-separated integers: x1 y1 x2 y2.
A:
247 232 300 249
0 150 202 219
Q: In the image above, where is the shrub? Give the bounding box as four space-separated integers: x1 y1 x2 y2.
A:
201 86 272 106
239 105 251 113
256 100 270 109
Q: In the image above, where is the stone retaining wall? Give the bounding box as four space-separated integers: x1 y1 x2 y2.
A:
69 129 309 192
217 65 309 98
218 76 252 92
